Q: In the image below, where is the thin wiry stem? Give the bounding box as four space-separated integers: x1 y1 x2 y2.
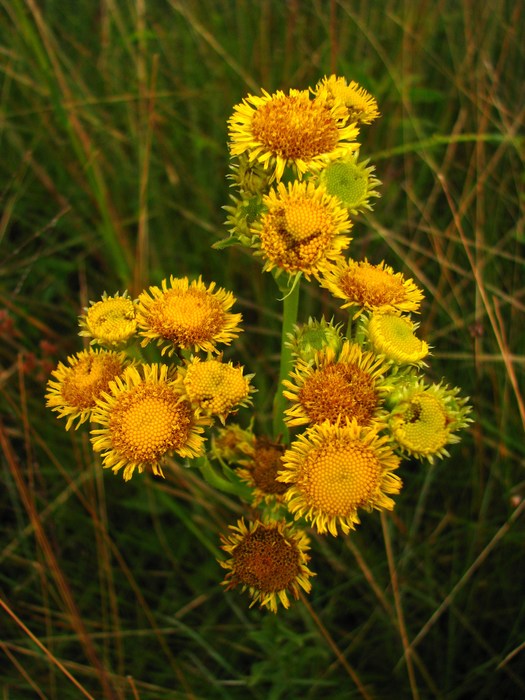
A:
381 512 420 700
272 276 300 442
299 592 375 700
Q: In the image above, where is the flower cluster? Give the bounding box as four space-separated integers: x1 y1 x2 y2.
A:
213 76 472 611
46 75 472 615
46 276 254 481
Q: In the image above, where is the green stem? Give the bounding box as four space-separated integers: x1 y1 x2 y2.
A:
353 315 366 347
344 305 359 341
195 455 252 500
272 276 301 442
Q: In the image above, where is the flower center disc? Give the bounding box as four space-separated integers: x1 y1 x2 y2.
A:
262 199 336 270
233 528 300 592
302 441 381 516
251 95 339 160
251 441 288 496
150 290 224 343
61 355 123 409
88 298 136 340
324 162 368 203
299 363 378 425
109 384 191 461
369 314 427 361
185 362 248 413
342 266 406 306
398 394 448 453
283 198 332 241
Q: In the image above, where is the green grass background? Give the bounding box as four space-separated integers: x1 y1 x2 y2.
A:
1 1 524 698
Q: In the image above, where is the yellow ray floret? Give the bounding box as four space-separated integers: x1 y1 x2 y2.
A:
79 291 137 347
219 518 315 613
314 75 380 125
278 420 402 536
252 180 352 279
45 348 129 430
90 363 210 481
320 258 424 318
136 276 243 356
283 341 392 428
176 355 255 424
228 88 359 182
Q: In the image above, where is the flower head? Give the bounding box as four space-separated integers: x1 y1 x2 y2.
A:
236 436 289 504
314 75 380 125
228 88 359 183
136 276 243 356
317 152 381 215
286 316 344 365
320 258 424 318
388 380 472 463
219 518 315 612
363 312 429 366
46 349 129 430
253 180 352 279
223 192 264 245
283 341 392 428
90 364 210 481
278 420 402 536
176 355 255 424
79 291 137 347
227 153 272 196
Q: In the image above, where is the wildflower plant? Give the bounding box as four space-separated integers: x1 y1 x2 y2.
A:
47 75 472 614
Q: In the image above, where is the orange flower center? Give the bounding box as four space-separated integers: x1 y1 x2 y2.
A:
299 362 378 425
341 265 407 306
61 354 124 409
299 440 381 517
109 383 192 462
251 94 339 160
148 290 226 346
250 439 288 496
261 199 336 271
232 527 301 592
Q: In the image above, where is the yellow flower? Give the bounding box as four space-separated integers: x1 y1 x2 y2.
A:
388 380 472 463
278 420 402 536
364 312 429 366
219 518 315 612
45 349 129 430
252 180 352 279
320 258 424 318
79 291 137 347
176 355 255 424
228 88 359 183
90 364 210 481
317 152 381 215
236 436 289 505
314 75 380 125
136 276 243 356
283 341 391 428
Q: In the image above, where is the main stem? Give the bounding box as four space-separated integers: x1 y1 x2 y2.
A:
272 277 300 442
